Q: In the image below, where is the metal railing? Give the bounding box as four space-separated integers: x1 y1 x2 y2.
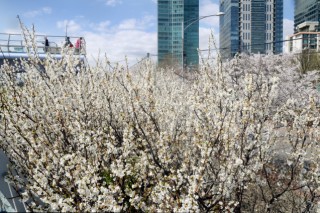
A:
0 190 16 212
0 33 86 55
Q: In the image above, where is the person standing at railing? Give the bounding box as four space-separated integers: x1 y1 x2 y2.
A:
64 37 73 48
75 37 84 54
44 36 49 53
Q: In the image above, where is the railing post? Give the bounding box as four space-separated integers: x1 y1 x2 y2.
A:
7 34 10 52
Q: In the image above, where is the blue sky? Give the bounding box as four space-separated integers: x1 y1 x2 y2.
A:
1 0 294 65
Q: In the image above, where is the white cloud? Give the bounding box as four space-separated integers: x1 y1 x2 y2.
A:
118 19 137 30
117 16 155 30
199 28 219 50
90 21 111 33
84 16 157 65
283 18 294 39
57 20 82 34
105 0 122 6
3 28 21 34
199 27 220 60
24 7 52 18
282 18 294 53
83 30 156 66
198 0 221 60
199 0 220 27
56 16 156 66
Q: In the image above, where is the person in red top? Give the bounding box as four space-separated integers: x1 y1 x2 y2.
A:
75 37 84 54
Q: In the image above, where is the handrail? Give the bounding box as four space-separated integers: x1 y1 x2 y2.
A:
0 190 16 212
0 32 82 39
0 33 86 55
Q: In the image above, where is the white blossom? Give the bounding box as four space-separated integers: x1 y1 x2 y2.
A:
0 29 319 212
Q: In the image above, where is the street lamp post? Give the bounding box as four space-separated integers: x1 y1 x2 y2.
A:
182 12 225 71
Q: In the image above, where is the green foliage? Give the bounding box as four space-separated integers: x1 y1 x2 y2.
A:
102 169 136 190
102 170 114 186
297 50 320 73
124 175 137 190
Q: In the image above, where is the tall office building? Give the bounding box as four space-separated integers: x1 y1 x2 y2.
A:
158 0 199 67
294 0 320 32
219 0 283 59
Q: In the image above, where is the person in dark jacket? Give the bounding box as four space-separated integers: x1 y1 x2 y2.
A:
64 36 73 48
44 36 49 52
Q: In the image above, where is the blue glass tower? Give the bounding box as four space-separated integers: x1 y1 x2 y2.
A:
158 0 199 67
219 0 239 59
220 0 283 59
294 0 320 32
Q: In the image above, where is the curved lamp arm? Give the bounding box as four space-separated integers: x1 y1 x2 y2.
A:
184 12 225 31
181 12 224 69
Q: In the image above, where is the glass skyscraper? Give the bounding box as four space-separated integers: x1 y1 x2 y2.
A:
220 0 283 59
158 0 199 67
294 0 320 32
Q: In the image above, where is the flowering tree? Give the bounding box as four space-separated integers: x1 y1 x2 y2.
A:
0 30 320 211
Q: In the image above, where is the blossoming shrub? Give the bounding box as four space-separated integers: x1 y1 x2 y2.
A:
0 50 320 212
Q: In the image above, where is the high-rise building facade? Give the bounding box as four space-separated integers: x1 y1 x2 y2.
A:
294 0 320 32
220 0 283 59
158 0 199 67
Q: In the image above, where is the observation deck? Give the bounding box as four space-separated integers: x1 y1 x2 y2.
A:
0 33 86 63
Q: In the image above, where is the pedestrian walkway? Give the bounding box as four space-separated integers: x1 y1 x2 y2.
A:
0 33 86 60
0 150 27 212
